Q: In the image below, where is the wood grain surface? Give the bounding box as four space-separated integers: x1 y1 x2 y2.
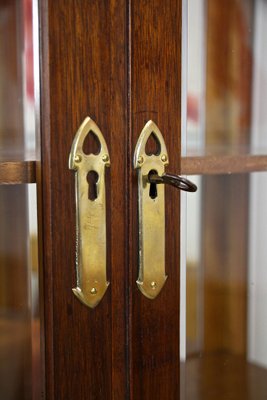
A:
181 155 267 175
182 353 267 400
39 1 183 398
0 161 36 184
129 1 182 399
39 1 127 399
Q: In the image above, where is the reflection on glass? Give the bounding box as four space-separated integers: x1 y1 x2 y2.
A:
187 0 206 154
185 176 202 355
185 0 267 398
0 186 31 399
0 0 39 399
187 0 267 157
248 173 267 369
186 173 267 399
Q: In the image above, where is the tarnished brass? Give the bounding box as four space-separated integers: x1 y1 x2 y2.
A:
69 117 110 308
134 120 169 299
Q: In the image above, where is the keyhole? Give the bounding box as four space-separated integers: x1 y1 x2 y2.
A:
148 170 158 199
87 171 99 200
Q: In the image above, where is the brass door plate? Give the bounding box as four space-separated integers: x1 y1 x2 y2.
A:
134 120 169 299
69 117 110 308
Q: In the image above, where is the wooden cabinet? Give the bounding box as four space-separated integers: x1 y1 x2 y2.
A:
0 1 267 399
38 1 181 399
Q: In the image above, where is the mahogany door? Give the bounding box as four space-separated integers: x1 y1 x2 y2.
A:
39 1 182 399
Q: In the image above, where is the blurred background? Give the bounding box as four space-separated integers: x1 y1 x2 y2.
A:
0 0 39 399
184 0 267 398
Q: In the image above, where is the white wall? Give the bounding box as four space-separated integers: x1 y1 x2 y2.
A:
248 0 267 368
180 0 206 362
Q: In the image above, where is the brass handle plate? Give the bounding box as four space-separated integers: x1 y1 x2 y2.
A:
134 120 169 299
134 120 197 299
69 117 110 308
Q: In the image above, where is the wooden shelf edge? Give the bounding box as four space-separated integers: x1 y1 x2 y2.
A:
2 155 267 183
0 161 36 184
181 154 267 175
181 352 267 400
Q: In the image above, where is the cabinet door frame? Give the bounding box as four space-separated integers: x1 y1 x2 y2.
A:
38 1 182 399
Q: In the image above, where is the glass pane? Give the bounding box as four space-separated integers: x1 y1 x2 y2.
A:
0 0 40 399
185 172 267 399
187 0 267 157
0 0 36 161
184 1 267 398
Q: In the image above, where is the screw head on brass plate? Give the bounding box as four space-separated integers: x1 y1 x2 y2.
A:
150 281 157 289
90 287 97 295
74 154 82 163
137 156 144 165
161 154 168 163
102 154 109 163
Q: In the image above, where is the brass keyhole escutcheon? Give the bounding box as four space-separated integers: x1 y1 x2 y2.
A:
69 117 110 308
134 120 197 300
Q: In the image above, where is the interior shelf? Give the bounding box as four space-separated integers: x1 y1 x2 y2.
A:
0 161 36 184
1 154 267 184
181 154 267 176
182 352 267 400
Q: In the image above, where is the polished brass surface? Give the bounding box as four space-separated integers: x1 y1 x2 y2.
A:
134 120 169 299
69 117 110 308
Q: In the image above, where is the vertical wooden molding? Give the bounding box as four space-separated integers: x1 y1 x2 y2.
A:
129 1 182 398
39 1 128 398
